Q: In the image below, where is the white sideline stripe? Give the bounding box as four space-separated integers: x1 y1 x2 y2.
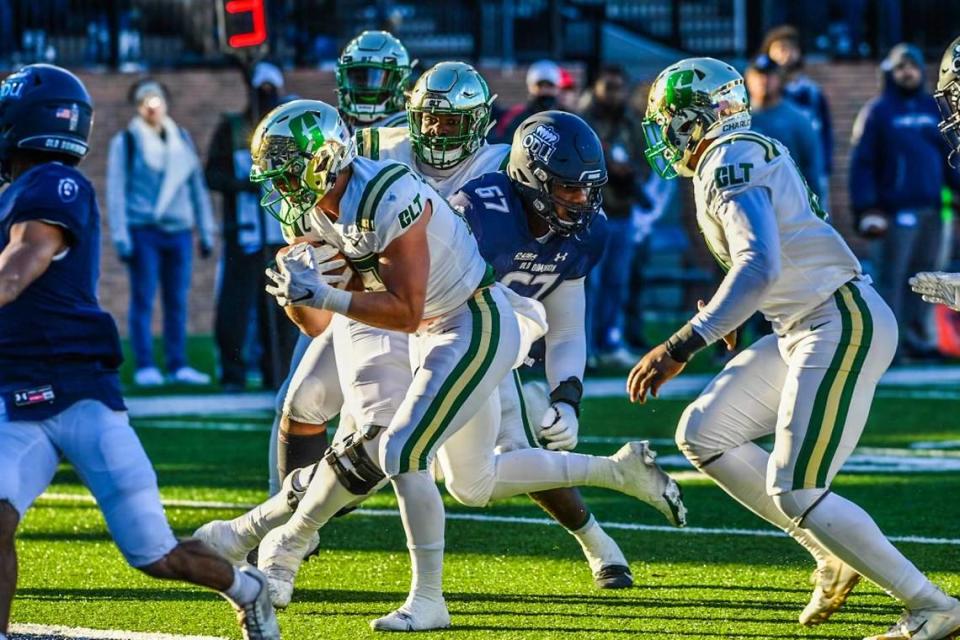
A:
37 492 960 547
124 365 960 419
10 623 226 640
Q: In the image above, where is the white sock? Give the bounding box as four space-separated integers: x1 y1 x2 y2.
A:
223 566 261 606
801 493 952 610
284 460 362 544
233 492 293 548
393 471 445 605
268 411 282 495
569 515 627 573
699 443 831 564
487 448 620 501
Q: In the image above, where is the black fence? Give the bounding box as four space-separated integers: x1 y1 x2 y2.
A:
0 0 956 71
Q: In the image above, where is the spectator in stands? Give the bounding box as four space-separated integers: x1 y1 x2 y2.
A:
493 59 561 143
849 43 960 360
578 64 648 367
106 78 215 387
206 62 297 391
745 55 824 198
761 25 834 207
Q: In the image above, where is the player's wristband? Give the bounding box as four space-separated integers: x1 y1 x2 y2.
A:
663 323 707 363
320 287 353 315
549 377 584 416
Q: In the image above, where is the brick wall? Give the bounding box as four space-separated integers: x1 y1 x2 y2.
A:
11 62 891 336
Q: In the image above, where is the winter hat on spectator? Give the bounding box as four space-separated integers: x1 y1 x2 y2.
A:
251 62 285 90
527 60 562 90
128 78 169 106
882 43 924 72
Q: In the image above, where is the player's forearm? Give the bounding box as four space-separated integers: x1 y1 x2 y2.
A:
342 290 424 333
0 244 55 308
689 259 774 344
542 278 587 387
284 305 333 338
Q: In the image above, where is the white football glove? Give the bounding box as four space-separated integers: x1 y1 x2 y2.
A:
539 402 579 451
265 243 351 309
909 271 960 311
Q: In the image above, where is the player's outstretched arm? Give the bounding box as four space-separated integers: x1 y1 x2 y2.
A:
0 221 67 308
909 271 960 311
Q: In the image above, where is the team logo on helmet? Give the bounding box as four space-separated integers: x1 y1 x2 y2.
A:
58 177 78 202
522 124 559 164
0 80 24 100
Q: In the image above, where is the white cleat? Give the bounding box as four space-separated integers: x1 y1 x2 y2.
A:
227 565 281 640
864 598 960 639
611 441 687 527
258 526 310 609
799 557 861 626
370 597 451 632
194 519 254 566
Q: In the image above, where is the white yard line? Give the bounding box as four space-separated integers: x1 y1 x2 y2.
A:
37 492 960 547
10 623 226 640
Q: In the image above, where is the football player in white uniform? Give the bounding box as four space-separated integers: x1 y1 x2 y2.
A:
910 36 960 310
202 100 683 631
630 58 960 640
266 30 416 497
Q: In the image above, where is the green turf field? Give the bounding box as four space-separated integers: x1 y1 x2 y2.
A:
12 383 960 640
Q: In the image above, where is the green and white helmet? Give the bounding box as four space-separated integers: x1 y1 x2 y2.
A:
407 61 496 169
249 99 356 225
643 57 751 178
336 30 415 126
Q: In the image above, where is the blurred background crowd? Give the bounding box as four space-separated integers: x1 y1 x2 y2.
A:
2 0 959 390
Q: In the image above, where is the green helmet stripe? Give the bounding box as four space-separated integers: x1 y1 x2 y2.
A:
357 163 409 231
665 69 695 109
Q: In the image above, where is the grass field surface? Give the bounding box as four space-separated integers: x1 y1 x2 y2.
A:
11 369 960 640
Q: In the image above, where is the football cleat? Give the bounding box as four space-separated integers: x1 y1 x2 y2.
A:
864 598 960 640
194 520 254 567
799 558 861 626
258 526 311 609
611 441 687 527
227 565 281 640
594 565 634 590
370 597 451 632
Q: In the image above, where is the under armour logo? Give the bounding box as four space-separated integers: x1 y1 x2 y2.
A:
554 252 568 262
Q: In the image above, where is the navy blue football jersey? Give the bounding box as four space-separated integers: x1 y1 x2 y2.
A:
450 171 607 301
0 162 124 419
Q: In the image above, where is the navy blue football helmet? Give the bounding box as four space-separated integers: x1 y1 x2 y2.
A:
507 110 607 236
0 64 93 184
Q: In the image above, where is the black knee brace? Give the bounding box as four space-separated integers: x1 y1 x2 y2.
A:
325 425 386 496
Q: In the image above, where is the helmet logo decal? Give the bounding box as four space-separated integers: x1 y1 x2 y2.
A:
0 80 24 99
579 169 603 181
289 113 326 154
665 69 695 110
522 124 559 164
57 177 79 202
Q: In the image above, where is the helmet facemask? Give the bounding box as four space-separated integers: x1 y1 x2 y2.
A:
336 60 409 124
936 78 960 167
408 105 492 170
523 166 606 237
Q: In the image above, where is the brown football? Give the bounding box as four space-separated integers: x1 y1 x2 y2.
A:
276 242 363 292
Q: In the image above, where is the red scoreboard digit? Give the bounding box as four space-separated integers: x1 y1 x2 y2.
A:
217 0 268 50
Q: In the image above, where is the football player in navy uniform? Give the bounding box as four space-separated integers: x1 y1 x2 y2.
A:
449 111 685 588
0 64 280 640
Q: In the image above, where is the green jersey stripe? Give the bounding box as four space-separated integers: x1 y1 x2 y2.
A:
357 163 408 232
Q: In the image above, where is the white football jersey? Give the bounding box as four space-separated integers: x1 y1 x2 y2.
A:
285 156 490 318
355 126 510 198
693 130 862 333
